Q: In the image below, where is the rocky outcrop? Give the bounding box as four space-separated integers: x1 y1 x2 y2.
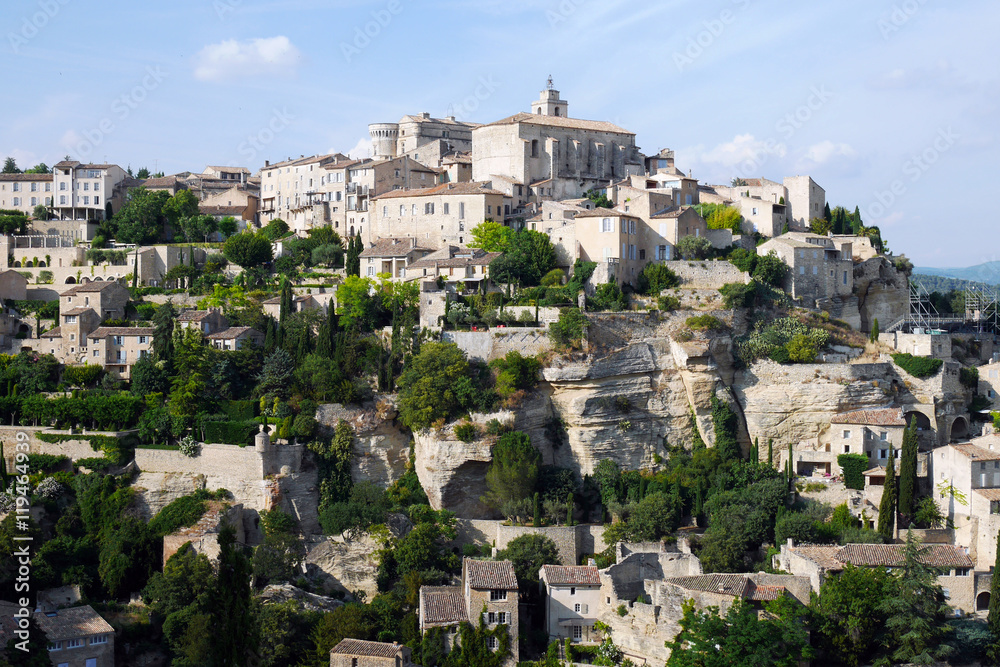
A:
304 515 410 600
414 431 495 518
854 257 908 332
315 402 411 488
260 583 344 613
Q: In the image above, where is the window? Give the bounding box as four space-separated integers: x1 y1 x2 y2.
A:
48 641 63 651
90 635 108 645
572 626 583 640
352 659 358 667
879 448 888 459
83 182 89 191
60 195 66 204
844 445 850 453
93 350 99 357
621 219 627 234
31 197 37 205
83 196 89 205
639 248 646 260
487 612 496 624
956 568 971 576
411 204 417 215
488 637 499 651
459 202 465 219
12 183 19 192
12 197 18 206
497 612 507 624
574 603 581 612
367 266 375 276
812 265 818 275
400 205 406 216
490 589 507 601
843 430 851 439
602 218 613 232
66 638 84 649
813 250 818 259
139 336 147 344
59 182 66 190
443 202 449 215
570 587 576 596
629 220 636 234
799 266 805 275
880 431 888 441
424 203 435 215
383 206 388 216
113 336 124 345
531 140 539 158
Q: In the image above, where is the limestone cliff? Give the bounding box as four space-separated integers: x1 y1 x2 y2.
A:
315 402 411 488
854 257 908 333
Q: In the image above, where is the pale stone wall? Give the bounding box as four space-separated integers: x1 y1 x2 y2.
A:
443 329 553 362
453 520 605 567
662 260 750 289
135 444 264 479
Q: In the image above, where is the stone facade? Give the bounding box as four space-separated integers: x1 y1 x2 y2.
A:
662 260 750 290
33 605 115 667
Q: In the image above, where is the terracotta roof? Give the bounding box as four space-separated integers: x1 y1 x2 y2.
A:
573 207 633 219
206 326 262 340
88 326 155 338
406 247 501 270
862 466 892 476
41 326 62 338
831 408 906 426
975 488 1000 501
465 558 518 590
951 444 1000 462
263 154 338 170
835 544 973 569
322 157 370 171
141 176 184 189
330 638 405 658
62 307 93 316
0 601 19 646
62 281 124 295
481 112 633 135
360 237 430 258
206 166 250 174
665 575 785 601
177 309 212 322
200 205 246 217
650 206 696 220
420 586 467 625
540 565 601 586
788 545 842 571
0 173 52 181
33 605 113 642
373 181 505 200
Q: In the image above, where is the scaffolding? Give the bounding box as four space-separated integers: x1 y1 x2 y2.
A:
965 284 1000 334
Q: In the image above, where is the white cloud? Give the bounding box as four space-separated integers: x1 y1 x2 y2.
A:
803 140 857 165
345 138 372 159
193 36 302 82
696 134 787 168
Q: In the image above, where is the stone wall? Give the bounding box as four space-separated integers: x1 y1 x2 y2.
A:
662 260 750 290
0 426 127 469
442 330 553 362
134 444 264 478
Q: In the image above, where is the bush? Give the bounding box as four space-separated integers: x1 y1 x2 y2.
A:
728 247 757 273
686 314 725 331
25 453 68 472
637 262 680 295
959 366 979 389
751 251 787 287
657 295 681 312
454 422 479 443
786 333 820 363
550 308 585 350
838 453 869 490
719 282 755 309
200 420 257 446
75 457 114 472
148 494 209 537
891 353 943 378
735 317 830 366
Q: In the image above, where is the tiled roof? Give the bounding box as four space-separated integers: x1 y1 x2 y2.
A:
0 173 53 181
141 176 184 189
33 605 113 642
62 281 123 294
200 205 246 217
481 112 633 135
650 206 695 219
62 307 93 316
330 638 405 658
88 326 155 338
372 181 505 200
975 488 1000 501
407 247 501 270
541 565 600 586
206 326 262 340
360 237 430 258
41 326 62 338
831 408 906 426
0 601 19 646
951 444 1000 461
177 310 211 321
788 545 842 571
420 586 468 625
835 544 973 569
264 154 338 170
465 558 518 590
573 207 632 219
665 575 785 601
206 166 250 174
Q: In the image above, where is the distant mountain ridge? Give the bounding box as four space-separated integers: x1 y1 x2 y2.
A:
913 261 1000 285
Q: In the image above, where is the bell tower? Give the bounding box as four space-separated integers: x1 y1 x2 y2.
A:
531 76 568 117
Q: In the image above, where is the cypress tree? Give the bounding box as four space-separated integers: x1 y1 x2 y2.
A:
897 422 919 517
878 447 898 541
988 531 1000 661
0 441 8 488
532 492 541 528
824 202 832 222
751 437 759 463
870 318 879 343
565 492 574 527
767 438 774 467
263 316 276 353
852 205 863 234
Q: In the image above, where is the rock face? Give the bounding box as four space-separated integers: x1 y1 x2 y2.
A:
315 402 411 488
414 431 494 518
260 583 344 613
304 515 410 601
854 257 908 332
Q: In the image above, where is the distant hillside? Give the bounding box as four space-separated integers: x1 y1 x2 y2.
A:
911 274 998 294
913 261 1000 285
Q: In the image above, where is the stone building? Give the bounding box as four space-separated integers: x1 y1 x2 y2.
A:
0 172 53 216
757 232 854 308
177 308 229 335
206 326 265 351
774 540 977 613
400 246 500 289
571 208 647 286
418 558 519 666
370 112 480 167
37 282 131 364
51 161 130 222
34 604 115 667
360 238 433 280
370 182 507 249
86 326 155 379
701 175 825 235
329 638 413 667
258 154 345 231
539 565 602 644
472 82 644 202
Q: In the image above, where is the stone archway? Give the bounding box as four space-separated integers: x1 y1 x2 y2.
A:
978 591 990 611
951 416 970 441
81 277 90 283
905 411 932 431
64 276 76 284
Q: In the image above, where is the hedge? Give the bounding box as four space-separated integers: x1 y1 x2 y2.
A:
74 457 114 472
0 394 144 430
25 453 68 472
838 453 870 490
891 353 943 379
220 400 256 422
199 420 257 446
148 495 209 537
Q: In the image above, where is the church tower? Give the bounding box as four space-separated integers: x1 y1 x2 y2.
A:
530 76 568 117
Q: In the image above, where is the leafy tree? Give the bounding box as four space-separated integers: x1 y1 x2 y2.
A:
217 215 238 238
489 230 557 286
2 157 20 173
2 617 51 666
113 187 170 244
637 262 680 295
469 220 515 252
496 534 560 599
256 348 296 400
213 523 257 665
549 307 585 349
163 189 200 228
32 203 49 220
224 231 273 269
336 275 378 331
261 218 289 240
252 509 305 588
897 422 919 518
675 234 712 260
584 189 614 209
605 491 682 543
810 216 833 236
811 564 894 666
751 250 787 287
665 597 812 667
151 300 176 363
136 167 151 179
181 214 218 243
727 247 757 273
24 162 50 174
397 342 470 430
877 446 897 541
483 431 541 514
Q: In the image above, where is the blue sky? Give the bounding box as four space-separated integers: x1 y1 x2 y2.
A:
1 0 996 266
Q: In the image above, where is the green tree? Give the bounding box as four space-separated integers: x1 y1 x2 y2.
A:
988 530 1000 662
549 307 585 350
217 215 238 238
223 231 273 269
336 275 378 331
212 523 257 666
810 216 833 236
811 564 894 666
24 162 50 174
483 431 541 514
488 230 557 287
256 348 296 400
163 189 200 228
637 262 680 295
675 234 712 260
113 187 170 244
2 157 20 173
897 422 919 518
396 342 470 430
877 446 897 541
871 318 879 343
32 203 49 220
261 218 289 240
345 234 362 277
151 300 176 363
469 220 515 252
751 250 788 287
584 189 614 209
496 533 560 599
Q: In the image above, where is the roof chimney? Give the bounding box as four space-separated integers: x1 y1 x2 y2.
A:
264 160 269 167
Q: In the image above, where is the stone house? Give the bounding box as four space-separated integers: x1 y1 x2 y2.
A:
37 282 131 364
35 604 115 667
0 172 53 215
206 326 264 351
370 182 508 250
571 208 648 287
472 82 644 201
262 293 327 320
86 326 155 379
978 362 1000 410
418 558 519 666
177 308 229 335
258 153 343 230
0 269 28 301
703 175 825 235
880 331 952 359
774 540 977 613
329 638 413 667
400 246 500 289
539 565 602 644
51 161 130 222
757 232 854 307
369 112 479 165
360 238 433 280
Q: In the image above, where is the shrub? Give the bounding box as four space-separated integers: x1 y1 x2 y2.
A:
616 604 628 617
454 422 479 443
148 494 209 537
540 268 565 287
25 453 68 472
719 282 755 309
959 366 979 389
178 435 199 457
550 308 585 350
728 247 757 273
686 314 725 331
637 263 680 295
838 453 869 490
891 353 943 379
657 295 680 312
786 333 820 363
751 250 787 287
75 457 114 472
735 317 830 366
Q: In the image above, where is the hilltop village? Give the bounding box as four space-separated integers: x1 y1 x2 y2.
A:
1 82 998 666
